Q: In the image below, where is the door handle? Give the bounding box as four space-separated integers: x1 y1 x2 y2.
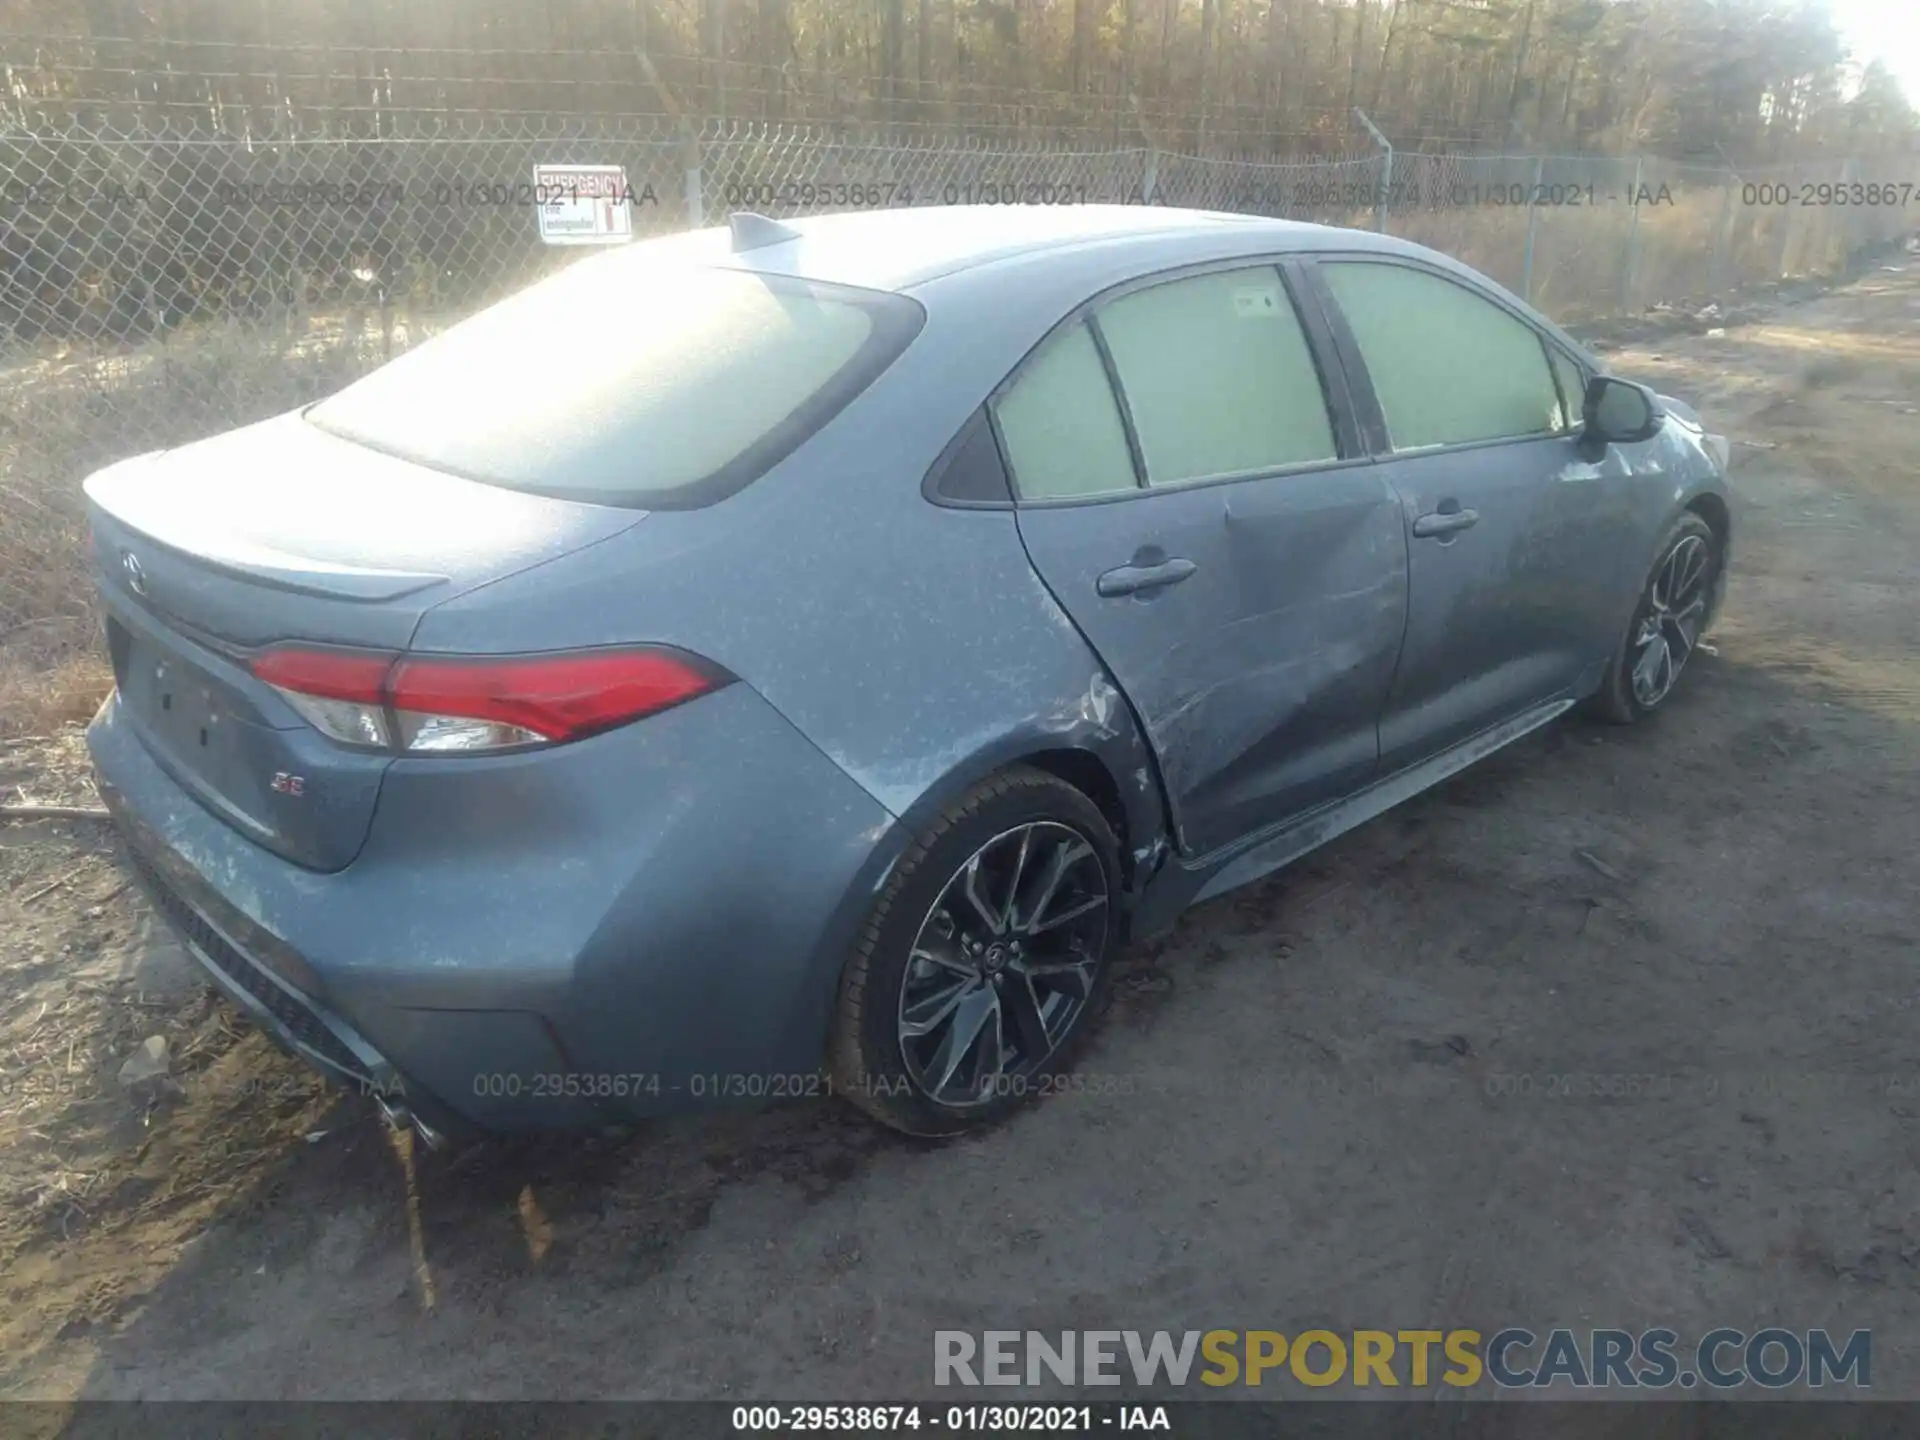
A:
1412 506 1480 539
1096 557 1198 598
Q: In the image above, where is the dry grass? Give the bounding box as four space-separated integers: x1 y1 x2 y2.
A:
1392 181 1905 321
0 652 113 742
0 311 396 736
0 731 334 1388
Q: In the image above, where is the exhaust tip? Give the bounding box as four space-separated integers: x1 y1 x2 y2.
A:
374 1093 449 1151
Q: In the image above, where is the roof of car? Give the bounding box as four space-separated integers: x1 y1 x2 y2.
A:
622 204 1401 292
591 204 1594 365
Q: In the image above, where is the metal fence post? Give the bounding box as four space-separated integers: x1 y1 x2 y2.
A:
1834 157 1859 273
1620 154 1644 314
1521 153 1546 304
685 159 705 227
1140 146 1160 205
1353 107 1392 233
1710 167 1737 295
681 118 707 227
632 46 705 228
1777 165 1797 279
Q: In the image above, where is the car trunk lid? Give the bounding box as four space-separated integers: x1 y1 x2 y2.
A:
86 411 647 871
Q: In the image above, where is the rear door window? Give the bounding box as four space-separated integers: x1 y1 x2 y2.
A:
1320 260 1562 451
1096 266 1338 485
308 259 922 508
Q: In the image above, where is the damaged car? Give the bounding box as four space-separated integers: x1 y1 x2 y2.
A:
83 204 1731 1140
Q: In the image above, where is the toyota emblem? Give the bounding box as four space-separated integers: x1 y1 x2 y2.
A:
121 550 147 596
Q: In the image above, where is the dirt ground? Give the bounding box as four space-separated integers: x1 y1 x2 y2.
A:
2 259 1918 1405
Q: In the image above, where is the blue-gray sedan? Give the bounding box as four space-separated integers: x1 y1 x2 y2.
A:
84 205 1731 1140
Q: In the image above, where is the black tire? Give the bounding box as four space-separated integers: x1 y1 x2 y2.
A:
1589 512 1719 725
828 766 1123 1137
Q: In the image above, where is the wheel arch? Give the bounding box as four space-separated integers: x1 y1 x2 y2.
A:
1680 487 1731 627
885 722 1174 911
796 687 1177 1080
1684 489 1729 544
1022 747 1138 880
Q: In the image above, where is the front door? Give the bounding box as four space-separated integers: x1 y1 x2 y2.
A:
997 264 1409 858
1307 257 1629 771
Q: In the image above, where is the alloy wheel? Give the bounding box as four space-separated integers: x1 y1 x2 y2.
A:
896 821 1111 1108
1630 532 1712 709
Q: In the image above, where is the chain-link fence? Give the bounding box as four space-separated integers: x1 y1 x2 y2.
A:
3 110 1914 678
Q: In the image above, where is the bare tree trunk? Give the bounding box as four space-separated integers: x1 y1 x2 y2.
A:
1343 0 1369 118
916 0 932 111
1160 0 1177 100
1558 48 1581 143
703 0 727 114
883 0 904 116
1503 0 1535 141
1435 42 1459 137
947 0 961 121
1071 0 1090 92
1266 0 1289 115
1474 48 1495 140
1368 0 1401 118
1010 0 1028 107
1197 0 1217 150
760 0 790 116
1769 75 1801 159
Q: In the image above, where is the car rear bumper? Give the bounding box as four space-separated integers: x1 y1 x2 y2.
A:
89 681 905 1133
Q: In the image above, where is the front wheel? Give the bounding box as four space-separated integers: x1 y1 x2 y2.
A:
828 767 1122 1136
1590 512 1719 724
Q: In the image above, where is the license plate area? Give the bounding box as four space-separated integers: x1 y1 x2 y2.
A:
120 630 244 762
110 619 292 829
100 615 392 872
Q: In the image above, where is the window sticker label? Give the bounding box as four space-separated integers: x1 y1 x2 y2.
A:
1232 284 1284 319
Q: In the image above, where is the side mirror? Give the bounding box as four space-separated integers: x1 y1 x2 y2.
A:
1583 375 1664 446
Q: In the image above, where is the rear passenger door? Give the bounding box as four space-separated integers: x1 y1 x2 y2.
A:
1304 256 1629 773
1002 262 1409 859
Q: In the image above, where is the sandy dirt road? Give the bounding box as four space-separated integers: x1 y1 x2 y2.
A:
2 257 1918 1407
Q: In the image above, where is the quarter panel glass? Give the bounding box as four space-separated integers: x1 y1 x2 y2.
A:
994 322 1138 501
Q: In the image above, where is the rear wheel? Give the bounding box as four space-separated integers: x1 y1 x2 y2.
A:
1590 512 1718 724
829 767 1121 1136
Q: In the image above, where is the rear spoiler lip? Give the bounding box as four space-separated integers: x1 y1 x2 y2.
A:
84 454 450 604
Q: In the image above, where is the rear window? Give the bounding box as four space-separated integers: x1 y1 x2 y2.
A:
307 259 923 508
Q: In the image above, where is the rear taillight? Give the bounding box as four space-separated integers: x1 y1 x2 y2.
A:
250 647 394 748
249 645 730 754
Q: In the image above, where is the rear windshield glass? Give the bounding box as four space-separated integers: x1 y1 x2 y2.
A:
307 259 923 508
